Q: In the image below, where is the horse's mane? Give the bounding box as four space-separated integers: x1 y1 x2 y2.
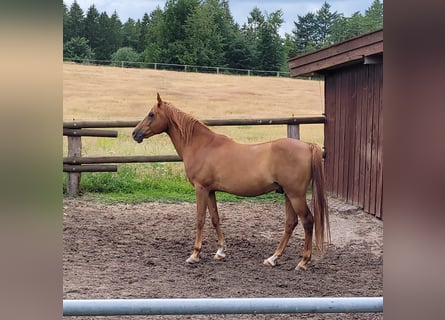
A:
162 102 208 144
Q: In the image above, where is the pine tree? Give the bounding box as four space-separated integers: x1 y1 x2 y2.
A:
162 0 200 64
63 2 70 44
142 7 164 62
138 13 151 52
257 10 284 71
83 5 100 52
181 1 224 66
315 2 341 47
292 12 318 55
66 1 85 42
364 0 383 31
241 7 265 68
109 11 123 53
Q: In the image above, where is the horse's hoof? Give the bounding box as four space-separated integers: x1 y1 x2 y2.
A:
214 253 225 260
214 247 226 260
263 256 278 267
186 256 199 264
263 259 273 267
295 263 308 271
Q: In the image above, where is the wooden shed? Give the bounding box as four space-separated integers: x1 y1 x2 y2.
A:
288 29 383 218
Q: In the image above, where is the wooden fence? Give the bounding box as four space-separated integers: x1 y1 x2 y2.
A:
63 116 325 195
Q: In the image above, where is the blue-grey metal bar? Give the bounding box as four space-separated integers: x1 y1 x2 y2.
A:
63 297 383 316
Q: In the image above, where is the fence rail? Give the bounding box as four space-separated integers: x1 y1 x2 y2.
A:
63 297 383 316
63 116 325 195
64 58 293 78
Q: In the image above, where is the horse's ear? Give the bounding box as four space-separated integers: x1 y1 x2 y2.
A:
157 92 162 106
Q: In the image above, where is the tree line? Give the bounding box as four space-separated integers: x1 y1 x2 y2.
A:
63 0 383 72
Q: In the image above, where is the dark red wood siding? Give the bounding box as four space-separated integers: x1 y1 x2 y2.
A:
324 63 383 218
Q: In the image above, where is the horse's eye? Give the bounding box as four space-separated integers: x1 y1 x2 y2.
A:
148 112 155 118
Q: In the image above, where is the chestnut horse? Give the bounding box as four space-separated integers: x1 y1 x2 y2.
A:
132 94 330 270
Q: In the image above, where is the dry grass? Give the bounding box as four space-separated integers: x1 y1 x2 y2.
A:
63 62 325 158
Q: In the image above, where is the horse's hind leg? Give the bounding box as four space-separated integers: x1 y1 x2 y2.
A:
290 196 314 270
263 195 298 267
208 191 226 260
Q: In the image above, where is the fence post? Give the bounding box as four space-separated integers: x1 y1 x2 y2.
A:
287 124 300 140
67 136 82 195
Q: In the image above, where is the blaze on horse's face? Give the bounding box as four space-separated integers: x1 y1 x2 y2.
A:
132 94 169 143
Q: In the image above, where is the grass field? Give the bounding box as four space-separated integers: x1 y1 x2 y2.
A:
63 63 325 202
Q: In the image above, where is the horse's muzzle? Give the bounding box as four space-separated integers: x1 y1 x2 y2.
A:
132 130 144 143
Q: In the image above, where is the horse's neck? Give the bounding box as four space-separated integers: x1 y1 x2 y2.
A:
167 121 214 159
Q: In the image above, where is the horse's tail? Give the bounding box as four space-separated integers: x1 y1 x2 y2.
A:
309 143 331 253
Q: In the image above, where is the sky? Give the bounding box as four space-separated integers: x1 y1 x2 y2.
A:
65 0 378 35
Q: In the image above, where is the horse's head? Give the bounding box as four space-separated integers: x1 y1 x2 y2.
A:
132 93 169 143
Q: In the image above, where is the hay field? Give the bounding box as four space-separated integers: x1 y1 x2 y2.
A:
63 63 325 159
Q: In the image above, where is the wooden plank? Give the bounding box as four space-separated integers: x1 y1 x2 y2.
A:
339 70 349 200
324 76 336 193
375 65 384 218
63 120 139 129
64 155 182 164
63 165 118 172
336 72 346 199
346 67 357 203
290 42 383 76
330 75 341 197
63 128 118 137
370 65 380 215
63 117 326 129
358 66 369 209
67 136 82 195
288 30 383 69
363 65 375 213
352 67 364 206
286 124 300 139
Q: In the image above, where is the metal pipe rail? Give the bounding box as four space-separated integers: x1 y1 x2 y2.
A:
63 297 383 316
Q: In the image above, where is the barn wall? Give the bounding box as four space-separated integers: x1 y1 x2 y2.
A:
324 63 383 218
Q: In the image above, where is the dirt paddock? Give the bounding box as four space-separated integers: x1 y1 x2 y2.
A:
63 197 383 320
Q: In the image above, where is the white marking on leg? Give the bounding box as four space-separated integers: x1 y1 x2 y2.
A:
264 255 279 267
186 255 199 264
214 247 226 260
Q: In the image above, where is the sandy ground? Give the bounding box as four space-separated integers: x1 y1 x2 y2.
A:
63 197 382 320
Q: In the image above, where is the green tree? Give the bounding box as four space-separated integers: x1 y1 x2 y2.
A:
180 0 225 66
241 7 265 68
257 10 284 71
63 36 95 60
162 0 200 64
111 47 141 67
138 13 151 52
292 12 318 55
121 18 141 50
66 1 84 41
364 0 383 31
142 7 165 62
110 11 123 52
315 2 341 47
331 11 366 43
225 31 253 70
63 2 70 43
94 12 114 60
83 5 100 52
205 0 239 68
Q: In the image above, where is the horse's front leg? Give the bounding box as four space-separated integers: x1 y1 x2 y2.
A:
186 185 209 264
208 191 226 260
